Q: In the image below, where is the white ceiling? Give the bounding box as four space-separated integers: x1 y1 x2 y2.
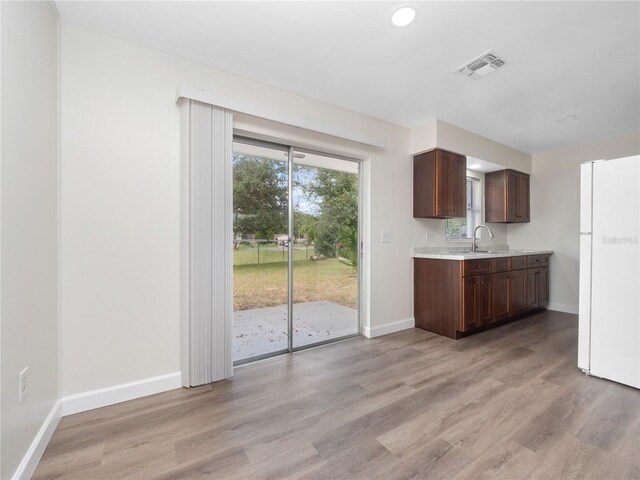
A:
55 1 640 154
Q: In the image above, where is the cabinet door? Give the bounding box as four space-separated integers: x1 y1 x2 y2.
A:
463 275 492 330
413 152 436 218
486 170 530 223
434 151 452 217
492 272 510 321
508 270 528 316
435 150 466 218
537 266 549 308
414 149 466 219
517 173 530 222
484 171 504 223
451 153 467 217
477 276 493 325
506 171 519 223
526 266 549 310
527 268 539 309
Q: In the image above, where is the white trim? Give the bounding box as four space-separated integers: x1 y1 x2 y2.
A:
61 372 181 416
12 401 62 480
233 115 371 162
359 156 371 340
547 303 579 315
363 317 415 338
0 0 3 472
56 11 64 408
176 85 386 149
229 116 372 347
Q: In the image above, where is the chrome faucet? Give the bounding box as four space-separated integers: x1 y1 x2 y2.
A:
472 224 495 252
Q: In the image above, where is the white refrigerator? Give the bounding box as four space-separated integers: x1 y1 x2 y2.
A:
578 155 640 389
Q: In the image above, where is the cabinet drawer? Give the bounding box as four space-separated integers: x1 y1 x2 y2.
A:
510 256 527 270
494 257 510 273
463 259 494 276
527 254 549 268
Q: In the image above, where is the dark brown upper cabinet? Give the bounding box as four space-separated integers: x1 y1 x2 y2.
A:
413 149 467 218
485 169 530 223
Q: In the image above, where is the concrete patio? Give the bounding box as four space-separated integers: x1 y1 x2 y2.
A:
233 300 358 361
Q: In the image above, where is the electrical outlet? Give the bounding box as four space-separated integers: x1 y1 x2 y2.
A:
19 367 28 403
381 231 392 243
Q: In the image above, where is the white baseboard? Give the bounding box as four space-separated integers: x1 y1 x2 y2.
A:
12 400 61 480
363 317 415 338
547 303 579 315
61 372 182 416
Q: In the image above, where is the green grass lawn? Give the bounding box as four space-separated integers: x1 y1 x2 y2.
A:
233 246 357 311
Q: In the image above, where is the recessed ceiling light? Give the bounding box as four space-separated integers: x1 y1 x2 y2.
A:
556 114 578 124
391 6 416 27
468 164 482 169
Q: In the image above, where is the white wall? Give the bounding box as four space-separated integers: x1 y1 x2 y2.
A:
408 118 437 155
60 23 412 396
436 120 532 174
509 132 640 312
0 1 59 478
410 119 531 173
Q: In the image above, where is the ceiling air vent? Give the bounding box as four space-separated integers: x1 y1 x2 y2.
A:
455 51 506 79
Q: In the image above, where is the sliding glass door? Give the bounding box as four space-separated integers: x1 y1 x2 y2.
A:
232 138 360 364
292 154 359 348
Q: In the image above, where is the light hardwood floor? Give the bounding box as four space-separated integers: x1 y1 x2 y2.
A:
34 311 640 479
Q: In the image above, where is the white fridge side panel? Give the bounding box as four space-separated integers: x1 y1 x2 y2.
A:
580 162 593 233
578 162 594 371
578 233 592 371
590 156 640 389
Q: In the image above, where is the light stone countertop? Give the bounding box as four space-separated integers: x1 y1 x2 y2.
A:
411 247 554 261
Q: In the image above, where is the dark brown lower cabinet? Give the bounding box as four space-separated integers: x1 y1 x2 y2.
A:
527 266 549 309
462 275 492 331
508 269 528 316
527 268 539 309
538 266 549 307
492 272 510 321
415 254 551 339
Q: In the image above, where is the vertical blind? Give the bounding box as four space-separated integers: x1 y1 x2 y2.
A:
181 99 234 386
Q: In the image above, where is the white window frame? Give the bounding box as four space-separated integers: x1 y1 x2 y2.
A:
445 176 482 241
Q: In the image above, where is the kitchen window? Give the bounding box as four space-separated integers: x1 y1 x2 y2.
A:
445 177 481 240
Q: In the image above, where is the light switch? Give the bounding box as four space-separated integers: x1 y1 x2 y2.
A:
381 231 392 243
